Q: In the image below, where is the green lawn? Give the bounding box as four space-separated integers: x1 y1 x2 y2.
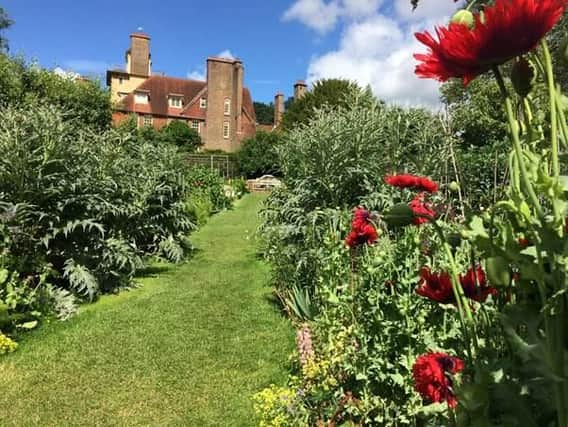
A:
0 194 294 426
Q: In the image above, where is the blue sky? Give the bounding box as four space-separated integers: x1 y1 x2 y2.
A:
2 0 460 105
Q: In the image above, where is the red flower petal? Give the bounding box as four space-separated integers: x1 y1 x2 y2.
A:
385 174 439 193
414 0 566 85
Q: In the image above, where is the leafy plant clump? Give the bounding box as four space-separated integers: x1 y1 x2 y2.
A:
0 103 198 332
258 0 568 425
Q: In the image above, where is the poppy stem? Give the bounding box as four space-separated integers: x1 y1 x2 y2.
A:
541 40 559 180
492 66 544 218
429 218 479 361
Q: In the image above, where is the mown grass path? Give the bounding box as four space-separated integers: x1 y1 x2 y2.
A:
0 194 294 426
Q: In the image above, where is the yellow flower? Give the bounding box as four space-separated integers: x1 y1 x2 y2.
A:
0 331 17 355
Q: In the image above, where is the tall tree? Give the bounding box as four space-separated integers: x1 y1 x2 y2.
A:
253 101 274 125
0 7 13 52
280 79 374 130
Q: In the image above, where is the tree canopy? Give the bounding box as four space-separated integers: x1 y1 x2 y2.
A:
237 131 281 178
0 55 112 129
280 78 374 130
253 101 274 125
0 7 13 52
160 120 202 152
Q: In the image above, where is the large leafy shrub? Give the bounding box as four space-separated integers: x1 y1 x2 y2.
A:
257 92 513 425
237 130 281 178
0 104 195 314
160 120 203 152
0 54 111 130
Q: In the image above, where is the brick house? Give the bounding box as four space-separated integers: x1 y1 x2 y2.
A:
106 32 256 152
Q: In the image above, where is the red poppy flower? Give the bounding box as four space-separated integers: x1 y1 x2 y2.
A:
385 174 439 193
414 0 566 85
416 267 455 303
518 237 530 249
413 352 464 408
345 207 378 247
409 193 435 225
460 266 498 302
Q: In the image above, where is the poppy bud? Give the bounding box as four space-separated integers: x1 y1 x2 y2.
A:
383 204 415 227
451 10 474 29
511 58 535 98
448 181 460 192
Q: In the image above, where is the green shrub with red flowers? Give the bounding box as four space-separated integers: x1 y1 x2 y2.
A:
258 0 568 425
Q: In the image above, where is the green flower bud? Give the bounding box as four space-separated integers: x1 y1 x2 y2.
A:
451 10 474 29
383 203 415 227
448 181 460 192
510 58 536 98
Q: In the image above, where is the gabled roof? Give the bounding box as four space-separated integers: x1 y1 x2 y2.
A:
117 75 206 118
116 75 256 122
242 88 256 123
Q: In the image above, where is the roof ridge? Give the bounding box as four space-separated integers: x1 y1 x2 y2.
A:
149 74 206 84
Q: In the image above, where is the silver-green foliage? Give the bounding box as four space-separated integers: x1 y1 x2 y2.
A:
277 100 448 210
0 104 196 302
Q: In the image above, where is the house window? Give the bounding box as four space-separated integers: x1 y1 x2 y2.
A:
191 120 200 133
143 115 153 127
224 98 231 115
200 97 207 109
223 121 230 139
169 96 183 108
134 91 149 104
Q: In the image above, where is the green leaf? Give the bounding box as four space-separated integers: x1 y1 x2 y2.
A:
17 320 38 330
0 268 8 285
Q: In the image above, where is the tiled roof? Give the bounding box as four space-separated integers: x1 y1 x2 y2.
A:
242 88 256 122
117 75 256 121
118 75 206 118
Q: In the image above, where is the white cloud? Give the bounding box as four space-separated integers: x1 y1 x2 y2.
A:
63 59 110 74
217 49 235 59
187 50 236 81
187 68 205 81
342 0 382 18
283 0 341 34
285 0 462 107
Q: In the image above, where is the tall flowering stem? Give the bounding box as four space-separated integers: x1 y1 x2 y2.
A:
418 213 479 360
492 66 544 217
542 40 559 180
494 59 568 427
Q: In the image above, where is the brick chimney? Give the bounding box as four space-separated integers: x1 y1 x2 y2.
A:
294 80 307 100
205 57 244 152
127 32 151 77
274 92 284 127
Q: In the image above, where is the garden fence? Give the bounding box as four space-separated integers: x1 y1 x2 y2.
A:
185 154 238 178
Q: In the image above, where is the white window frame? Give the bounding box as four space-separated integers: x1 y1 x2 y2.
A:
199 97 207 109
191 120 200 133
142 115 153 127
134 91 149 104
224 98 231 116
168 96 183 108
222 121 230 139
